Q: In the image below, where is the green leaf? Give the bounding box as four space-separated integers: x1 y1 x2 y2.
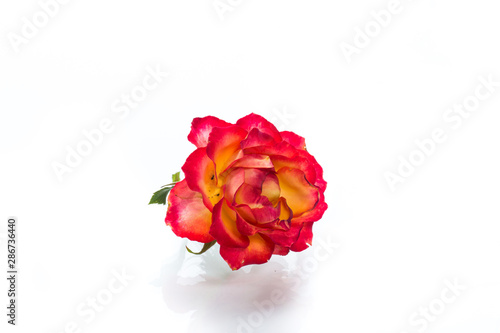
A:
148 186 173 205
186 240 216 255
172 172 180 183
149 172 180 205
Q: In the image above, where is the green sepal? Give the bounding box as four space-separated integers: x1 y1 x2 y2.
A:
172 171 180 183
148 186 173 205
186 240 216 255
149 172 181 205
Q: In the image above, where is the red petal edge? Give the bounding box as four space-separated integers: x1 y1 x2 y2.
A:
165 180 215 243
220 233 275 270
187 116 232 148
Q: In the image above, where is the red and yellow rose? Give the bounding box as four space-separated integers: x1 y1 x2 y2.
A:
165 113 327 270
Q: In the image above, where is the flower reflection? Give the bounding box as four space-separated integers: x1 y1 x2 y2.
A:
159 241 312 333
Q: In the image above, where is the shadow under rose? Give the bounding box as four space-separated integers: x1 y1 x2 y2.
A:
159 241 314 333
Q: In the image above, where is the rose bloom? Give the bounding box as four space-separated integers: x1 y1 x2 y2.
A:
166 113 327 270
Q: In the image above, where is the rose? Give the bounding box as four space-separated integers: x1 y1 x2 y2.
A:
166 113 327 270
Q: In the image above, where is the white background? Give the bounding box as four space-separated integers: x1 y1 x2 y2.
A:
1 0 500 332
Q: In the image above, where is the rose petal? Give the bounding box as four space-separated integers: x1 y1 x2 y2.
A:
290 222 314 252
233 182 276 210
234 203 284 228
233 183 262 206
187 116 232 148
165 180 214 243
276 168 319 217
233 204 257 224
181 147 220 211
223 168 245 204
280 131 306 150
301 151 327 192
294 150 327 221
273 244 291 256
209 199 249 248
206 125 248 177
243 140 296 158
229 154 274 170
271 154 317 185
236 113 282 143
233 183 284 226
293 154 327 224
278 197 293 222
235 213 262 236
244 168 269 189
251 206 280 224
259 218 289 231
264 222 302 248
291 199 328 224
240 128 276 149
261 173 280 205
220 233 275 270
